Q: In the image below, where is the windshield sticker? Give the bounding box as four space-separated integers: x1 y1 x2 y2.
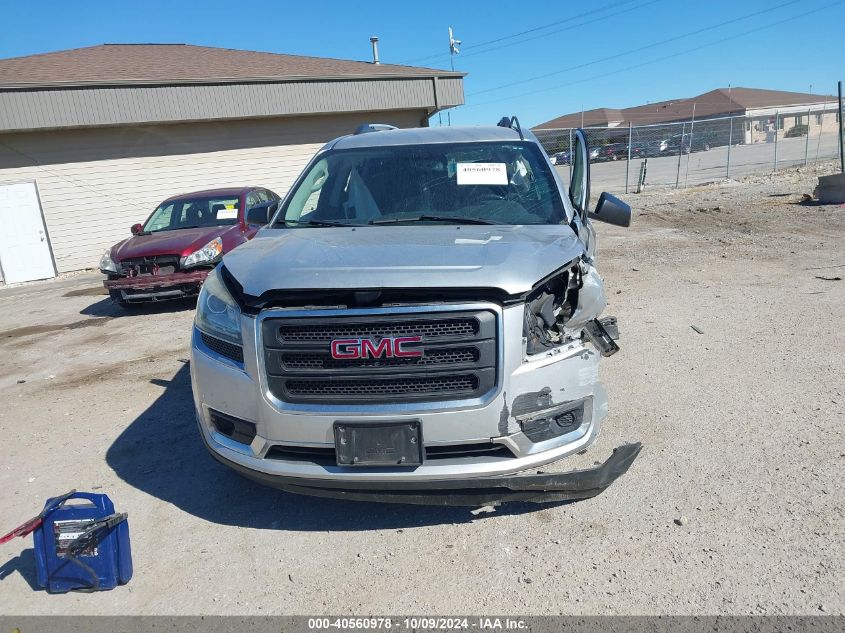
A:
456 163 508 186
216 208 238 220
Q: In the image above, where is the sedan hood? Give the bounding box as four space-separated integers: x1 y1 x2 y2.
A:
223 225 584 297
112 226 234 260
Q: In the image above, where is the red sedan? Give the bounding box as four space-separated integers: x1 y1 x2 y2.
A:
99 187 280 306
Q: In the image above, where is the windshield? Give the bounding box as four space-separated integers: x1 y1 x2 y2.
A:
143 196 241 233
276 141 566 227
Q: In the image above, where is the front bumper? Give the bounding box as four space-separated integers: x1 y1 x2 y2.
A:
203 432 641 506
103 270 208 302
190 301 640 505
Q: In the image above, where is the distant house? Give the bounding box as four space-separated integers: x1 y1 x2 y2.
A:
0 44 464 282
533 87 840 145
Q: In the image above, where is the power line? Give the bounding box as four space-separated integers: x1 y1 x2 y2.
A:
468 0 801 97
462 0 845 112
456 0 661 63
400 0 646 65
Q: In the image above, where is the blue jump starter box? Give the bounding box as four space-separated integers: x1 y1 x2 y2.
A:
33 491 132 593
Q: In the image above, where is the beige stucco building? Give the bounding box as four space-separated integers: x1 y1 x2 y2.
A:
0 44 464 282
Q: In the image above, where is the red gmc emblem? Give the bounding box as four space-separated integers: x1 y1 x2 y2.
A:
330 336 423 360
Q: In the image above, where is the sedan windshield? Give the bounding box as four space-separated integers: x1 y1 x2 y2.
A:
276 142 566 227
143 196 241 233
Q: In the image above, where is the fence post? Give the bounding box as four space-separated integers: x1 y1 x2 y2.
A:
675 122 686 188
636 160 647 193
804 107 811 166
726 116 734 179
684 103 696 188
815 102 827 165
625 121 632 194
839 80 844 174
773 110 780 172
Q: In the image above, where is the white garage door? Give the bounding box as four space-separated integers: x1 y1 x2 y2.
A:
0 181 56 284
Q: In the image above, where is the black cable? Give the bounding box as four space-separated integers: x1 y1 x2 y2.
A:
61 513 127 592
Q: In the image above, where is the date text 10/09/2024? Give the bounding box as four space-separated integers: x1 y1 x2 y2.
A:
307 618 528 630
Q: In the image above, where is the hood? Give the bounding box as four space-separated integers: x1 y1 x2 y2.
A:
112 226 236 260
223 225 584 298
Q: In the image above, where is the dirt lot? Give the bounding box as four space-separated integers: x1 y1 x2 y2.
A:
0 162 843 615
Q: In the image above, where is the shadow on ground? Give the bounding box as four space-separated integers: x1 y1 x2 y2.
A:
81 297 197 318
106 365 567 531
0 548 39 590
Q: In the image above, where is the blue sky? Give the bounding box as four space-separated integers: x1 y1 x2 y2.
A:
1 0 842 127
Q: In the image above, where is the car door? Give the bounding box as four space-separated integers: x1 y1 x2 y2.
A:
569 129 596 256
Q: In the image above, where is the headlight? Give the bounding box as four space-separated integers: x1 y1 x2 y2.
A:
99 249 118 274
195 266 241 345
182 237 223 269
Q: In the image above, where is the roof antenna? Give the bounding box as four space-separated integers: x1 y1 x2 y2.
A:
370 37 380 65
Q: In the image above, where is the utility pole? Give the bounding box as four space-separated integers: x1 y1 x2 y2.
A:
726 84 734 179
839 80 844 173
447 27 461 127
684 102 696 187
625 121 633 194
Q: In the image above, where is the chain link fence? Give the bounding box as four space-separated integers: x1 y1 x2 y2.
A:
534 104 843 194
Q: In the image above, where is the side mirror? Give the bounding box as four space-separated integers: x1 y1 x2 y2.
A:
131 223 144 235
588 192 631 227
246 200 278 226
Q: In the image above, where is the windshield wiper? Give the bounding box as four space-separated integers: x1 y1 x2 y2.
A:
369 215 503 226
283 219 363 228
153 225 202 232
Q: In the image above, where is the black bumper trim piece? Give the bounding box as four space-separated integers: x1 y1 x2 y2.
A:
205 436 642 506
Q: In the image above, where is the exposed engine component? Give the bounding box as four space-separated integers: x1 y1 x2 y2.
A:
523 265 581 355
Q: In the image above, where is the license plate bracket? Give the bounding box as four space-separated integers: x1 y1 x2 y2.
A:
334 421 423 467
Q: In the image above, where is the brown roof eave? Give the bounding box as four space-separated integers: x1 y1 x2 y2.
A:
0 71 467 91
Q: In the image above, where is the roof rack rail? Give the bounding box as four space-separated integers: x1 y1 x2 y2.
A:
496 116 524 140
354 123 398 135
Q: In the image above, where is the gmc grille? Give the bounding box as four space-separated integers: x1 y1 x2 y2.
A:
262 310 497 404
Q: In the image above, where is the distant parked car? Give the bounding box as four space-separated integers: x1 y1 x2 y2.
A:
641 138 669 157
99 186 280 307
595 143 624 161
549 150 572 165
785 124 808 138
596 142 646 161
665 132 715 154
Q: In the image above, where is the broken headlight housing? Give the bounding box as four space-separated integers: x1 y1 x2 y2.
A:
182 237 223 269
195 266 241 345
99 249 118 274
523 264 581 355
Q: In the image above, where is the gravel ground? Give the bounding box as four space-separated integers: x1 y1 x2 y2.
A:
0 162 843 615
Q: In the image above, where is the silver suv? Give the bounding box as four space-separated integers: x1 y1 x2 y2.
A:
190 119 640 506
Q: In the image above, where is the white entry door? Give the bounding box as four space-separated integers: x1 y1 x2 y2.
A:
0 181 56 284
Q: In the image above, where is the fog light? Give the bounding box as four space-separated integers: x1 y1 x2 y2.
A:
208 409 256 445
520 402 585 443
